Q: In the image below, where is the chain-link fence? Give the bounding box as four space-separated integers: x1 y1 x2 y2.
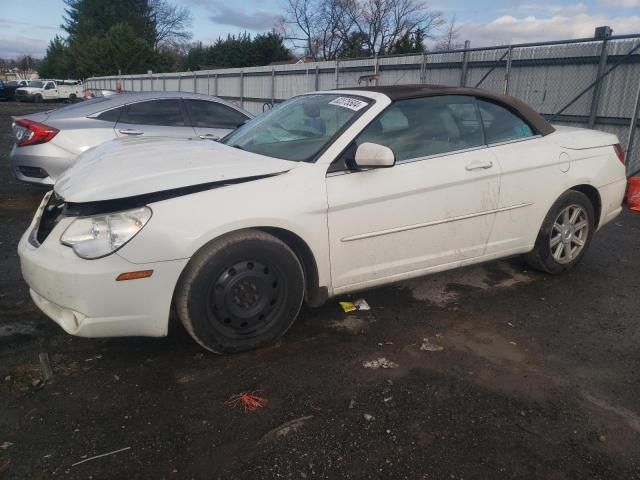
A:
86 31 640 176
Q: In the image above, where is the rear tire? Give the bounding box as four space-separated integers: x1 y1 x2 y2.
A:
34 94 43 103
175 229 305 354
524 190 595 274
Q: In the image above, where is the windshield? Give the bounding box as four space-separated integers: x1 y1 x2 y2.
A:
222 94 370 162
28 81 44 88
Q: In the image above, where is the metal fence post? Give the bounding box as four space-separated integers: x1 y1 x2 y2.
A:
460 40 471 87
162 75 166 91
193 73 197 93
420 53 426 84
215 73 218 96
626 78 640 175
271 68 275 105
178 73 181 92
240 71 244 107
374 55 379 85
207 73 210 95
589 32 611 128
503 45 513 95
314 65 319 90
335 58 339 88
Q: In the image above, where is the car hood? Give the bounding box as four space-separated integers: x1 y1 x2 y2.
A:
55 136 299 203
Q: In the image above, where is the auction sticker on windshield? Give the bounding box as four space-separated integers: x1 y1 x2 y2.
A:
329 97 368 111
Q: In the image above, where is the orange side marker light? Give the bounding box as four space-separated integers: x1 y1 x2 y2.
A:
116 270 154 281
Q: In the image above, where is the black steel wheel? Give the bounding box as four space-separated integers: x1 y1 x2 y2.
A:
175 229 305 353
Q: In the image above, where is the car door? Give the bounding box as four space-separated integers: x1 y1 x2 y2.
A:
477 99 562 256
115 98 196 138
43 81 58 100
326 95 501 291
183 99 249 141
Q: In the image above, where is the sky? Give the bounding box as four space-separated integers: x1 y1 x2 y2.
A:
0 0 639 59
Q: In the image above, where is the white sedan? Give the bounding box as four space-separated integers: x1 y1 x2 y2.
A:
18 85 628 353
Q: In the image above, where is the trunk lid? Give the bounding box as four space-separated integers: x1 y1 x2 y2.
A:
549 125 619 150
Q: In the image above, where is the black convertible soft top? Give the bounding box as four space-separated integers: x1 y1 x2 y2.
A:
341 84 555 136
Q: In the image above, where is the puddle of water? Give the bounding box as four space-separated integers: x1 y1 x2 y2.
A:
405 262 533 307
0 321 40 338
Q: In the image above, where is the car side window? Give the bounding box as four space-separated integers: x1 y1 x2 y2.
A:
119 99 185 126
355 96 484 162
96 106 123 123
184 99 248 128
45 82 55 90
477 99 534 144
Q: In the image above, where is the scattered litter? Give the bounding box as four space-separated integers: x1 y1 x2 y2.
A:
509 341 517 346
507 322 514 327
84 355 102 362
259 415 314 443
339 299 370 313
377 341 394 346
31 379 41 388
39 352 54 383
383 396 393 403
420 338 443 352
348 399 357 409
598 434 607 443
362 357 399 369
113 375 120 381
71 446 131 467
0 442 13 450
4 376 11 382
224 391 268 412
363 414 374 422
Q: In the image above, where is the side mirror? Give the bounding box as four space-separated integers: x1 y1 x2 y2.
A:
354 142 395 169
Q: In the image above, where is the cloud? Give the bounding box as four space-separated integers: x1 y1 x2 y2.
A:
458 13 640 45
501 2 589 16
0 35 49 58
596 0 640 6
0 19 61 32
188 1 280 31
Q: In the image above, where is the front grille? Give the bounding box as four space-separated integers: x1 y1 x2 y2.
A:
36 193 65 245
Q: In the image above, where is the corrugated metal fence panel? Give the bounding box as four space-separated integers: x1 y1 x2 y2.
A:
86 36 640 175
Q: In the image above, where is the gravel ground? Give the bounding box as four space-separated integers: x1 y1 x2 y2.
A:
1 100 639 480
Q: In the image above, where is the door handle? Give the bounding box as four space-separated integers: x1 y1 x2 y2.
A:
465 160 493 171
199 133 219 141
119 128 143 136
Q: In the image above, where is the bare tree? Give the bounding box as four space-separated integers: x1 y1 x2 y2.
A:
343 0 443 56
149 0 193 47
435 15 463 52
284 0 351 60
284 0 440 59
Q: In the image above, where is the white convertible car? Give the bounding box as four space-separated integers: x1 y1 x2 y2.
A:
18 85 627 353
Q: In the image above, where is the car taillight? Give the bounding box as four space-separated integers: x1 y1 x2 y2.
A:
15 119 59 147
613 144 625 165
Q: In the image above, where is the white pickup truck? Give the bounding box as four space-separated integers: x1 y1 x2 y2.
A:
15 79 83 103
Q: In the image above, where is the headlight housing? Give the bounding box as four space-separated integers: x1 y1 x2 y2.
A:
61 207 152 259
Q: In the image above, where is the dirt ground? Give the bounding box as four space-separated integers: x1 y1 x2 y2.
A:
1 100 639 480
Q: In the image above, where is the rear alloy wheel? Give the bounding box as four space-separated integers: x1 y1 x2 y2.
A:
175 229 305 353
524 190 595 274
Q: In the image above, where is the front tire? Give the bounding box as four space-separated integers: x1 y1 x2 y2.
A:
524 190 595 274
175 229 305 353
34 94 43 103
